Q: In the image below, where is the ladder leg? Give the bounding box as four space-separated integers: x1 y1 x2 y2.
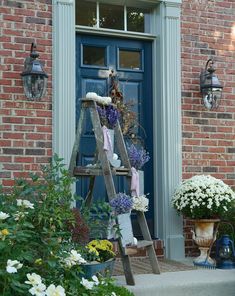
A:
137 212 161 274
84 176 96 208
114 122 131 169
89 102 116 200
89 102 136 283
69 107 85 175
118 240 135 285
84 149 99 207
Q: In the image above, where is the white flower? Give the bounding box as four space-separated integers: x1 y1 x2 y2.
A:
132 195 149 212
64 250 86 267
6 259 23 273
80 278 95 290
111 293 117 296
46 284 66 296
172 175 235 219
17 199 34 209
25 273 43 286
14 211 28 221
29 283 46 296
91 275 99 285
0 211 10 220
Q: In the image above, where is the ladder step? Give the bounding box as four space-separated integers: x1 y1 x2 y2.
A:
124 240 153 255
73 166 131 176
137 240 153 248
124 246 138 256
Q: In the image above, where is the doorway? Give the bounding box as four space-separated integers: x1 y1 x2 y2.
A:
76 34 154 235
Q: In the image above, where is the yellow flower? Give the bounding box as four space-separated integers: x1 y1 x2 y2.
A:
1 229 9 236
87 239 115 261
35 258 43 265
87 246 99 256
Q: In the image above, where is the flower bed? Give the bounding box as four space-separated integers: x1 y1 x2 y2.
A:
0 155 134 296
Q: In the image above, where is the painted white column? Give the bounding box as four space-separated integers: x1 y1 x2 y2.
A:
52 0 75 167
154 0 184 260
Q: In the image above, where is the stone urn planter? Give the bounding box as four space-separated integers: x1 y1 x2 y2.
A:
192 219 220 266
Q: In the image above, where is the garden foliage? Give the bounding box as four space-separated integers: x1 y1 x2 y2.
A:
0 154 134 296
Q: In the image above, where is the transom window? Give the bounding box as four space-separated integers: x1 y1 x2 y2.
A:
76 0 151 33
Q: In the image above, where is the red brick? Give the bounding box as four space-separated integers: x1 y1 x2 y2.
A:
4 164 24 170
2 180 15 187
13 172 30 178
3 117 23 124
25 133 46 140
3 132 24 139
14 157 34 163
25 118 46 125
36 126 52 133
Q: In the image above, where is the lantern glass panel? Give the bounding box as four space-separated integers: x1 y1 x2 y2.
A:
212 76 220 85
22 75 47 100
219 246 232 259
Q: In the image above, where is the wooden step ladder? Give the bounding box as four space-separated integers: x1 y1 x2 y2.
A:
69 99 160 285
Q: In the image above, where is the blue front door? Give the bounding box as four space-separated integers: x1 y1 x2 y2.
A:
76 34 154 235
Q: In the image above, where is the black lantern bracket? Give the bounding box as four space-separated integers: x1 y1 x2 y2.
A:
21 43 48 100
200 59 223 110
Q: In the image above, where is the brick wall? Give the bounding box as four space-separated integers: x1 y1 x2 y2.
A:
181 0 235 256
1 0 235 256
0 0 52 188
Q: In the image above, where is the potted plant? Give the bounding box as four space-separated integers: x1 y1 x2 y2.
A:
109 193 134 247
97 105 121 167
81 239 116 278
132 194 149 213
97 105 120 131
172 174 235 265
127 144 150 197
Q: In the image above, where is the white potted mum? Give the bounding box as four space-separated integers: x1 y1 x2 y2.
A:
172 175 235 266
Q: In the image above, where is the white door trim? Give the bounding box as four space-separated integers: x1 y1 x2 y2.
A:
52 0 184 259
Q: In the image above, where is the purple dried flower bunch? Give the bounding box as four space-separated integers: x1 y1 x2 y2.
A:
109 193 133 215
97 105 120 129
127 144 150 170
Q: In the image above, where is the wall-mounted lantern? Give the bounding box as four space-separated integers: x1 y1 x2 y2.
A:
21 43 48 100
200 59 223 110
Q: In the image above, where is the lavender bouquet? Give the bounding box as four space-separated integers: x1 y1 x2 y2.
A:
97 105 119 129
109 193 133 215
127 144 150 170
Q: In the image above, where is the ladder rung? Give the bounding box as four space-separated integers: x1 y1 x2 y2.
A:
73 166 131 176
137 240 153 248
124 240 153 255
124 246 138 256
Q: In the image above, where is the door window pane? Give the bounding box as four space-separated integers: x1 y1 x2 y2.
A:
100 4 124 30
83 46 106 67
119 49 141 70
127 7 151 33
76 0 97 27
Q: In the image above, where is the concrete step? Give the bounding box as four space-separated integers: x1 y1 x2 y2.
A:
114 269 235 296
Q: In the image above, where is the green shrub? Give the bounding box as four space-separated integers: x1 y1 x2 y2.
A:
0 154 133 296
